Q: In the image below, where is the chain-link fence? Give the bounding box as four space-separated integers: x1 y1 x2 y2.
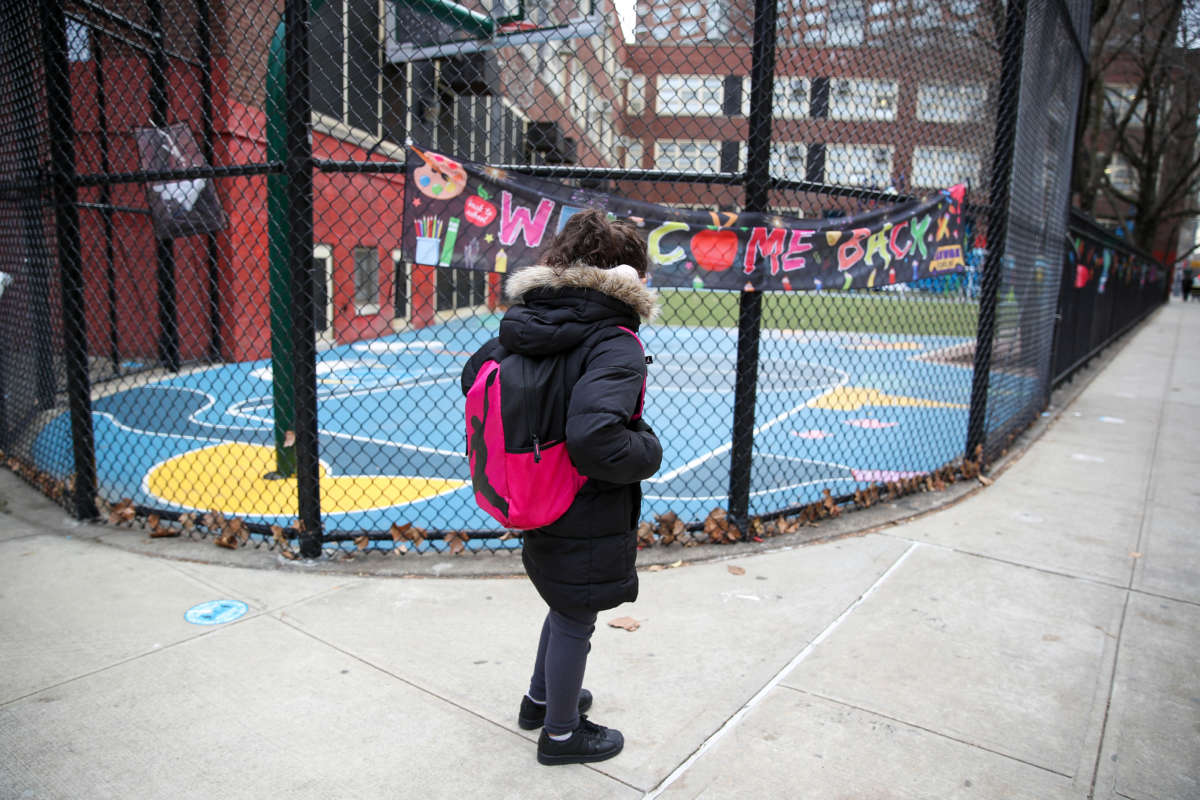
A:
0 0 1167 556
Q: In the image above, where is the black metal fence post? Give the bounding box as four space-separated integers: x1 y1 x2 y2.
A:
965 0 1026 463
148 0 180 372
42 0 98 519
198 0 222 362
95 38 122 375
727 0 778 527
7 1 59 413
285 0 322 557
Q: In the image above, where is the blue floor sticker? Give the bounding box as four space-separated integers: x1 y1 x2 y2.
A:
185 600 249 625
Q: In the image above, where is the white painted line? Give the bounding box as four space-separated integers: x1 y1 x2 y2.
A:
642 541 921 799
652 370 850 482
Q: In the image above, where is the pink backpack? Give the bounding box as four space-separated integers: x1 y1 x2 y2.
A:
465 327 645 530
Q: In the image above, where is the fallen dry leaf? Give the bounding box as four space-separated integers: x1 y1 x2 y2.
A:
389 522 426 548
607 616 640 632
444 531 469 555
354 535 369 551
109 498 135 525
1129 551 1142 559
283 430 296 447
978 475 994 486
647 564 665 572
727 565 746 575
669 559 683 568
703 507 741 544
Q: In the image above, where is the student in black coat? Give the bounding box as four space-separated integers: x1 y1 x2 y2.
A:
461 211 662 765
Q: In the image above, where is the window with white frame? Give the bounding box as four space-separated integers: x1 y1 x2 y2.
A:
704 0 730 39
911 146 980 188
830 78 897 120
770 142 807 180
656 75 727 116
826 144 894 187
917 83 988 123
624 138 645 169
1104 153 1138 194
774 77 810 118
313 244 333 335
627 74 647 115
1103 83 1149 127
654 140 723 171
540 42 566 100
352 246 380 315
390 250 410 321
66 17 91 62
825 0 865 46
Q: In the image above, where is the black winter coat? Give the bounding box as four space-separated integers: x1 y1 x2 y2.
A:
461 264 662 612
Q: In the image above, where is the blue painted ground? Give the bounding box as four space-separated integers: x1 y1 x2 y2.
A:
32 314 1022 545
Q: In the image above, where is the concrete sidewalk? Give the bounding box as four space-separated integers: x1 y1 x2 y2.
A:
1 302 1198 800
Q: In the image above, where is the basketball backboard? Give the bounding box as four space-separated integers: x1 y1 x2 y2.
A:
385 0 601 62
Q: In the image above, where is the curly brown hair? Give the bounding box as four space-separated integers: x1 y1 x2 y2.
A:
539 209 649 277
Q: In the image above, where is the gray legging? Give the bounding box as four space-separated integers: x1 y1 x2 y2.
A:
527 607 598 736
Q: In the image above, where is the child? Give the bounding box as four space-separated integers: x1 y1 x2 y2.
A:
460 210 662 765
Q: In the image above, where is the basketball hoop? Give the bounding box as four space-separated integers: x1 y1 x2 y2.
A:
496 19 538 33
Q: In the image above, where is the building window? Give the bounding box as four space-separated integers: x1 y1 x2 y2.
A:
311 0 381 136
391 250 409 321
911 146 979 188
1104 153 1138 194
1103 83 1148 127
656 75 729 116
824 0 865 46
436 268 487 312
826 144 894 187
313 244 333 335
353 246 380 315
774 77 810 119
627 74 647 115
917 83 988 123
66 17 91 62
770 142 807 180
704 0 730 39
654 139 723 171
624 139 644 169
830 78 897 121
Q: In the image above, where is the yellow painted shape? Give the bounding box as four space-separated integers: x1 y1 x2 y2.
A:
146 443 465 516
807 386 966 411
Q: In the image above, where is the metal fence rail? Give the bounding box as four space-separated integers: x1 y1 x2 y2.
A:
0 0 1166 555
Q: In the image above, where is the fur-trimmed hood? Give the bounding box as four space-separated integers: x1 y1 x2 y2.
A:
503 264 658 322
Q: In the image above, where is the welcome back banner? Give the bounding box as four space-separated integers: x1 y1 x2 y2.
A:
402 147 966 292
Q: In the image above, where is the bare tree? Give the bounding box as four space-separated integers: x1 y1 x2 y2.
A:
1072 0 1200 259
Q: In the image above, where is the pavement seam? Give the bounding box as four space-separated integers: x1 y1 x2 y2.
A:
0 607 275 709
268 613 644 793
0 580 356 709
640 541 920 800
878 534 1181 600
779 686 1074 780
1084 304 1181 800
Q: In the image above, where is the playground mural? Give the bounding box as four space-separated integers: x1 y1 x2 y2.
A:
402 147 968 292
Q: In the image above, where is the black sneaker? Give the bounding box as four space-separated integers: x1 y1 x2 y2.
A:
518 689 593 730
537 715 624 765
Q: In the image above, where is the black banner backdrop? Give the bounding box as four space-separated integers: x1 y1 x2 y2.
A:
402 147 967 292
